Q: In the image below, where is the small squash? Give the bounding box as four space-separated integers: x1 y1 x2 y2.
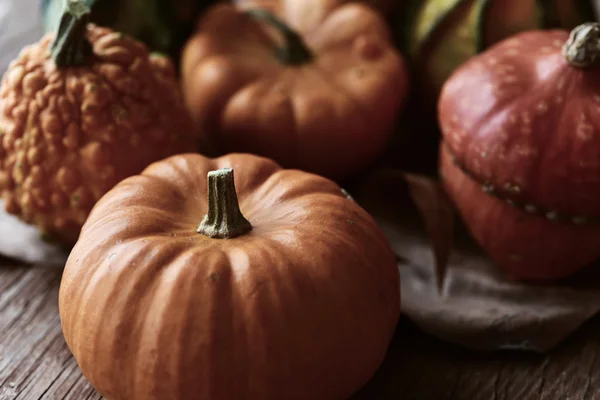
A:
181 2 409 180
439 23 600 280
59 152 401 400
0 0 195 244
399 0 595 109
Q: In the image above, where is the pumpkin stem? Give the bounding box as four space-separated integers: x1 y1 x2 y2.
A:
562 22 600 67
197 168 253 239
50 0 94 67
246 9 313 65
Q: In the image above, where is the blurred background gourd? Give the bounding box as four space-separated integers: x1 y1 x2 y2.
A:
398 0 595 109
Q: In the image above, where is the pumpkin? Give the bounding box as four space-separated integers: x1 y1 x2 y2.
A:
41 0 221 62
58 152 401 400
181 2 409 181
0 0 196 245
233 0 402 15
438 23 600 280
399 0 596 110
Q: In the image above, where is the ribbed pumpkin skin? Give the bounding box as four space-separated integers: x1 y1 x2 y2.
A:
59 153 400 400
181 3 408 181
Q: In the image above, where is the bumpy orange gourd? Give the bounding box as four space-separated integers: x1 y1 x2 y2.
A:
181 2 408 180
59 152 401 400
0 0 195 244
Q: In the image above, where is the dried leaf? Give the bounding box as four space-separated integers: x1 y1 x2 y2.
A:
349 168 600 353
353 168 455 292
404 172 455 292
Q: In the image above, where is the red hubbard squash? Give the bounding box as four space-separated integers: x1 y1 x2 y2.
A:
439 23 600 280
181 2 409 180
59 153 401 400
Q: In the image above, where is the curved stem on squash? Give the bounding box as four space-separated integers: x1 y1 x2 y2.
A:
246 9 313 66
562 22 600 67
197 168 253 239
50 0 94 67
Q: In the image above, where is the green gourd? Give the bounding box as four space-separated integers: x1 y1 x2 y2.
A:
396 0 596 108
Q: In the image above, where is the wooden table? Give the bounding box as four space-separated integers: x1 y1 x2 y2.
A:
2 260 600 400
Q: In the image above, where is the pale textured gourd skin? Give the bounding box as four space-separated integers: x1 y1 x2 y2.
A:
181 3 409 181
59 153 401 400
0 25 195 245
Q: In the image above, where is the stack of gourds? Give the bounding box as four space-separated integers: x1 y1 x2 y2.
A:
0 0 597 398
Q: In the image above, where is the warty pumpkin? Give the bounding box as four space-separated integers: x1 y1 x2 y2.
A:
0 0 195 244
438 22 600 280
181 2 409 180
59 152 401 400
399 0 595 110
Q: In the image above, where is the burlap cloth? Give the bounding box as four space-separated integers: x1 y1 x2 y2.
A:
350 169 600 352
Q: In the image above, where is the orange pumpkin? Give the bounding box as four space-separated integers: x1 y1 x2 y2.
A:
0 0 195 244
439 23 600 280
181 2 409 180
233 0 402 15
59 152 401 400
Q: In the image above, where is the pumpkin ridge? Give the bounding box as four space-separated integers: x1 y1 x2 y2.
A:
306 4 393 53
211 153 283 194
146 248 226 399
141 154 208 186
228 234 366 398
250 173 344 207
312 63 373 124
114 242 188 399
66 241 151 374
222 77 300 166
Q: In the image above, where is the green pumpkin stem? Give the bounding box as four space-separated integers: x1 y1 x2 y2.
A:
246 9 313 65
50 0 94 67
197 168 253 239
562 22 600 67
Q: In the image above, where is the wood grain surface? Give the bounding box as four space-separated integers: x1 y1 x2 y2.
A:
1 260 600 400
